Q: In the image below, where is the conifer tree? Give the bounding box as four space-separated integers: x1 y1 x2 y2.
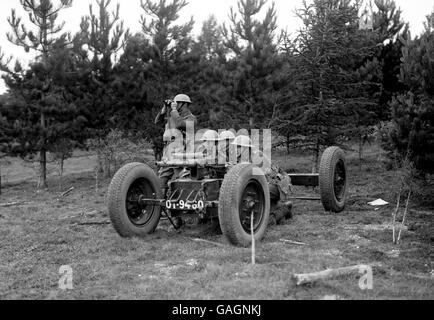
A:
77 0 129 137
385 11 434 173
222 0 282 129
277 0 379 168
188 15 231 129
0 0 74 188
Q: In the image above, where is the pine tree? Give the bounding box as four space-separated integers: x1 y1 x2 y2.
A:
373 0 408 120
277 0 380 168
384 12 434 173
0 0 74 189
186 15 232 129
373 0 406 42
222 0 282 129
140 0 194 93
0 94 10 195
198 15 228 62
77 0 129 137
112 34 164 158
1 39 87 188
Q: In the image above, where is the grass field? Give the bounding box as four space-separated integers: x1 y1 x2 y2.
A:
0 145 433 300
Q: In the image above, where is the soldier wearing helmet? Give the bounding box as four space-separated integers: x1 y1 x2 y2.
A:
218 130 236 164
231 134 293 225
155 94 197 191
195 130 219 164
231 135 254 164
155 94 196 132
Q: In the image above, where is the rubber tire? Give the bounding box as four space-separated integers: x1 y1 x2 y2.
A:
319 147 348 213
108 163 162 237
218 164 270 247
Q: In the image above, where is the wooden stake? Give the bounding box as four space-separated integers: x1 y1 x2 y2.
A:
251 212 256 266
392 186 403 244
397 191 411 243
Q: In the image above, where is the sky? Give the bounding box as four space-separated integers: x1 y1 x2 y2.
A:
1 0 434 94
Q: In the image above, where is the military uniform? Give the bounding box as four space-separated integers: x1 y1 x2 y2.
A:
155 102 197 190
264 163 294 224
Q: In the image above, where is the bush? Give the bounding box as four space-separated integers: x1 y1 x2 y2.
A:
87 130 154 180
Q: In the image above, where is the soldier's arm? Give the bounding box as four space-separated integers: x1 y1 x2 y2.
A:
155 107 167 125
170 110 197 130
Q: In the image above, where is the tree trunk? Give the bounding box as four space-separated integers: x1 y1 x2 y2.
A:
97 154 104 173
95 167 100 193
38 112 47 189
312 140 320 174
105 157 111 178
286 133 291 155
248 104 254 130
58 156 65 191
359 134 364 162
0 164 2 196
249 115 254 130
38 149 47 189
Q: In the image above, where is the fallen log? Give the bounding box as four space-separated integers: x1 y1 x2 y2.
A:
293 265 372 286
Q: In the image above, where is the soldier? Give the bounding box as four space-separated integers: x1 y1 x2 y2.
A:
196 130 219 164
218 130 237 164
155 94 197 192
231 135 293 224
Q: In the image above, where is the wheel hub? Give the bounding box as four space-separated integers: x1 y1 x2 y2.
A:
239 181 265 233
126 178 157 226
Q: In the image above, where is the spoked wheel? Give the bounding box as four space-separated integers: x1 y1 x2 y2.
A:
319 147 348 213
108 163 162 237
219 164 270 247
239 181 266 233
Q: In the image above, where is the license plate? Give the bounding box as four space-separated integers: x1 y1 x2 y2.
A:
165 200 205 211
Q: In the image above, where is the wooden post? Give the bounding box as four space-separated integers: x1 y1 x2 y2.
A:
392 186 403 244
397 191 411 243
38 112 47 189
251 212 256 266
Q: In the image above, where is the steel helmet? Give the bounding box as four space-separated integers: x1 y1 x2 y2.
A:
231 135 253 148
218 130 236 141
201 130 219 142
174 94 192 104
